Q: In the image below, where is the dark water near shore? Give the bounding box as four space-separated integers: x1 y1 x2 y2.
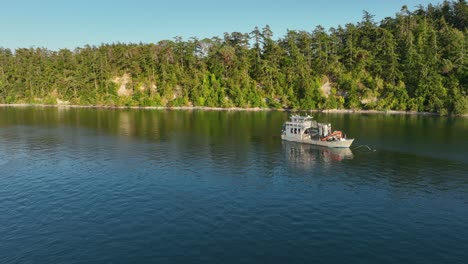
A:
0 107 467 264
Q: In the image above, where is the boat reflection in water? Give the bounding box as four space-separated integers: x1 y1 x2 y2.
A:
283 141 354 170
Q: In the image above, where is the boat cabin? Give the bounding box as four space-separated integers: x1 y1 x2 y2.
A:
283 115 314 138
282 115 333 140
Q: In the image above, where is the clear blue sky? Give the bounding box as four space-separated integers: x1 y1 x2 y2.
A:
1 0 439 50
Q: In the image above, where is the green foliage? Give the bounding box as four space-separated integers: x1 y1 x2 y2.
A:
0 1 466 114
449 87 468 115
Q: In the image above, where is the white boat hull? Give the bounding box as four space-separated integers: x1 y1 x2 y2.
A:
281 135 354 148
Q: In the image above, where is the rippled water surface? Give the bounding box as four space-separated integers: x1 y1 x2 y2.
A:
0 107 467 263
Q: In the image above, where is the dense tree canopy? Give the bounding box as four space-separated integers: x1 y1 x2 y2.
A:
0 1 467 114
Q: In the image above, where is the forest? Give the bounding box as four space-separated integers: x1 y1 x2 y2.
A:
0 1 467 114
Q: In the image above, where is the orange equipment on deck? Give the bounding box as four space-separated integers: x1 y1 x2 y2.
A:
321 131 343 141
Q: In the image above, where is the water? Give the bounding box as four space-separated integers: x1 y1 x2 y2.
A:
0 107 467 264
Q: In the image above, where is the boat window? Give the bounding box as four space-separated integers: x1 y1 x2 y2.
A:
290 128 293 133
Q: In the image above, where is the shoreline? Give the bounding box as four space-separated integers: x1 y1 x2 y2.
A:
0 103 465 116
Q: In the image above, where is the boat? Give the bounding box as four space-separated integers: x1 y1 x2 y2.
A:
281 115 354 148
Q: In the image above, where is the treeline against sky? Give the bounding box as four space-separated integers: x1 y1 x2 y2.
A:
0 1 467 114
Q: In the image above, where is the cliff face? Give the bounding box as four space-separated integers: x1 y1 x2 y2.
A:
112 74 132 97
320 82 331 97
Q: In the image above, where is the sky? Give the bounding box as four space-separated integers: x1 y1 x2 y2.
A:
1 0 440 50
